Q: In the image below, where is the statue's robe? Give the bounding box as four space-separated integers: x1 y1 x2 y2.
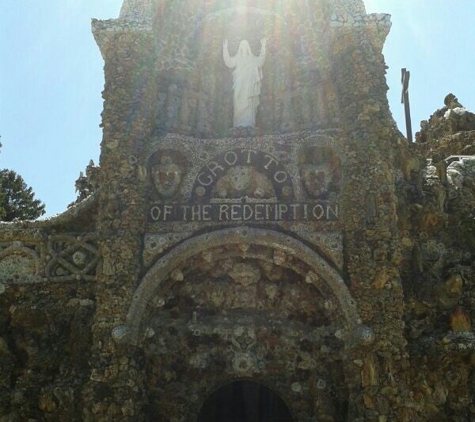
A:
224 41 266 128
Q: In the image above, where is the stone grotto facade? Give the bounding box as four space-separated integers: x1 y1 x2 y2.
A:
1 0 474 421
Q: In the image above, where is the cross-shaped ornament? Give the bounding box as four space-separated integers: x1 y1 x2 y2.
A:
401 68 413 142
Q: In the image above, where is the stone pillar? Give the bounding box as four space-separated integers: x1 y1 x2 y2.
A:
329 23 415 422
82 21 159 422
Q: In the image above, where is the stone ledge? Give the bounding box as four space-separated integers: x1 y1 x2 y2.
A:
0 191 98 232
329 13 392 53
91 18 153 33
330 12 391 28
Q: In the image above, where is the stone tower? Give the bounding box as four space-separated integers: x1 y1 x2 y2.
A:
90 0 401 419
1 0 474 421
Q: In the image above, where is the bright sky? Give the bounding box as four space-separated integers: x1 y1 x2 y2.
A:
1 1 474 217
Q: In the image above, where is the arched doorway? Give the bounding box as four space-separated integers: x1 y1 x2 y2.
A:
115 227 366 421
198 381 293 422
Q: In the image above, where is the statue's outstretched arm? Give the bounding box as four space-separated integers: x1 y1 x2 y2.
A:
223 40 236 68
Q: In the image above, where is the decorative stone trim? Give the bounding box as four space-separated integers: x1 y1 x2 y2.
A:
120 227 362 344
0 233 99 284
0 241 41 283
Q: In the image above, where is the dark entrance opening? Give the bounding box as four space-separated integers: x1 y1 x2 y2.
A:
198 381 293 422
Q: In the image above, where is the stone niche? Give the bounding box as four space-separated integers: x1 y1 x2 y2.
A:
151 0 341 137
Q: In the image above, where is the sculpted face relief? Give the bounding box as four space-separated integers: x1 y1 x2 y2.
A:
151 156 183 199
301 163 332 199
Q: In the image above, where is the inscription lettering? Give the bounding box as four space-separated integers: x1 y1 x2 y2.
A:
206 161 225 177
224 151 238 166
274 171 288 184
149 203 339 222
197 172 213 186
264 154 278 170
194 148 293 200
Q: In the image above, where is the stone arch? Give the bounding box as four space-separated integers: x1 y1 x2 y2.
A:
118 227 365 344
0 243 40 283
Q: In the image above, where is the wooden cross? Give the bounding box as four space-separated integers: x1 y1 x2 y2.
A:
401 68 413 142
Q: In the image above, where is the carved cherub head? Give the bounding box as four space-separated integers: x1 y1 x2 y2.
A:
150 156 183 199
301 164 331 199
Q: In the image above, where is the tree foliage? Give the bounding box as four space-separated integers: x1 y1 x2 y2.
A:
0 158 46 222
0 139 45 221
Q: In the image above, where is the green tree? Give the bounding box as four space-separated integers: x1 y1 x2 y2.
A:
0 140 46 221
0 170 46 221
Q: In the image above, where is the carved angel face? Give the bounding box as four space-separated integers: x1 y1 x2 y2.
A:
151 157 183 199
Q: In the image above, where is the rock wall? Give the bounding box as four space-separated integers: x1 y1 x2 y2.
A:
394 95 475 421
0 206 99 421
1 1 474 421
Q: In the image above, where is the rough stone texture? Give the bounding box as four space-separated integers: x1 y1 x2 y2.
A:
119 0 367 23
392 97 475 421
1 0 474 421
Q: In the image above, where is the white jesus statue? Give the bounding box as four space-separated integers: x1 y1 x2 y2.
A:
223 39 267 128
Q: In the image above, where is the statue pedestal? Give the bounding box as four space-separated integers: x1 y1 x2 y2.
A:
228 126 258 138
